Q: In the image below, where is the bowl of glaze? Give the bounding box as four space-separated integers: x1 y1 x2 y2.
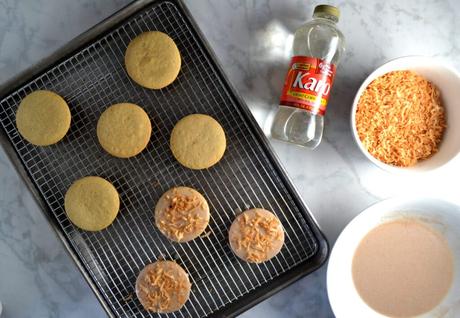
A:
351 56 460 174
327 197 460 318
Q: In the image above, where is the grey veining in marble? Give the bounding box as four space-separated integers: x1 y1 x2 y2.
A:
1 0 459 317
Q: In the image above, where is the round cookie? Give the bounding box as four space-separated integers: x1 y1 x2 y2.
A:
155 187 210 243
16 90 71 146
170 114 226 170
125 31 181 89
64 176 120 231
229 208 285 263
136 260 191 313
97 103 152 158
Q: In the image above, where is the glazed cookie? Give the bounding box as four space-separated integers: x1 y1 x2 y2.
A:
16 90 71 146
136 260 191 313
170 114 226 170
97 103 152 158
229 208 285 263
64 176 120 231
155 187 210 243
125 31 181 89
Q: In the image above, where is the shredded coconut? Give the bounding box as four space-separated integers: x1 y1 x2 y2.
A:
157 192 205 241
235 211 281 263
137 264 188 312
356 70 446 167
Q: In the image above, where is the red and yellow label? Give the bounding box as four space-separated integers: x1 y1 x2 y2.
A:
279 56 336 116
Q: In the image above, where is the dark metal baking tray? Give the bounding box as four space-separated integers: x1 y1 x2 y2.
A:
0 0 328 317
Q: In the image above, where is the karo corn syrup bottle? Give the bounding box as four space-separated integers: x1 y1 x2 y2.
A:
271 5 345 149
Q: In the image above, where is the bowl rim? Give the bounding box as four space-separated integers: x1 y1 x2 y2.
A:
350 55 460 175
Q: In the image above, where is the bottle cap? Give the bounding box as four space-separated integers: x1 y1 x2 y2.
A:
314 5 340 20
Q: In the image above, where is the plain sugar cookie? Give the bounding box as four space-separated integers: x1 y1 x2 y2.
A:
136 260 191 313
125 31 181 89
229 208 285 263
16 90 71 146
97 103 152 158
170 114 226 169
64 176 120 231
155 186 210 242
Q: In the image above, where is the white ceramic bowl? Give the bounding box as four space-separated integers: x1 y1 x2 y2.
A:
351 56 460 174
327 197 460 318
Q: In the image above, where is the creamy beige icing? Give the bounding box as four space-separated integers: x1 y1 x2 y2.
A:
352 218 454 317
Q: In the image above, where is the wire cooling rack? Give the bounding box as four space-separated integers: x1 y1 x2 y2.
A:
0 1 327 317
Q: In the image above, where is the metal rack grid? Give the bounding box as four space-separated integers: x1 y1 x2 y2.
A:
0 1 321 317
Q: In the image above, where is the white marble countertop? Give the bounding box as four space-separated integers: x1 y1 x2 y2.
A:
1 0 459 317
